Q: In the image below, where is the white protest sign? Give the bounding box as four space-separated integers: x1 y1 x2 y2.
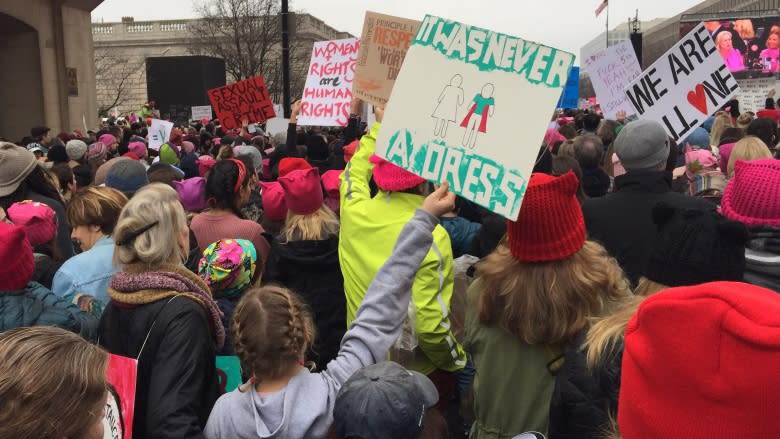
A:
624 22 740 142
191 105 212 121
583 41 642 119
148 118 174 151
299 38 360 127
265 117 289 136
735 77 775 113
376 15 573 220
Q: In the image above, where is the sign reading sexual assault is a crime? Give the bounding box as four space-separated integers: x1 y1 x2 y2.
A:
376 15 573 220
207 76 276 131
354 11 421 107
623 22 740 141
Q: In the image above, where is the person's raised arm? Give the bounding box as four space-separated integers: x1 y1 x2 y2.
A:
340 105 383 208
323 183 456 386
344 98 362 145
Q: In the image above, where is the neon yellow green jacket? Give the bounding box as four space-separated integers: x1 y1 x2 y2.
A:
339 122 466 375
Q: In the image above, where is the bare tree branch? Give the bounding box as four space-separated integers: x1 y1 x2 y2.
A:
94 52 144 117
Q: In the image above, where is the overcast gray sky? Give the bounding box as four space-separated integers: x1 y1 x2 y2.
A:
92 0 704 57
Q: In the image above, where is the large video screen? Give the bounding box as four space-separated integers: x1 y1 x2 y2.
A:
681 15 780 77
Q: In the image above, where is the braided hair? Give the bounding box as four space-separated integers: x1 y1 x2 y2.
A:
231 286 315 386
204 159 249 217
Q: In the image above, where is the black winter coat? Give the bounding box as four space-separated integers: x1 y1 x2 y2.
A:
263 235 346 369
98 296 218 439
582 171 714 286
549 331 623 439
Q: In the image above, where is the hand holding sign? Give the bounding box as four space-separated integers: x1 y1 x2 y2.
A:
623 22 740 142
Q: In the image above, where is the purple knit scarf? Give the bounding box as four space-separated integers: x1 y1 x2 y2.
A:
111 266 226 350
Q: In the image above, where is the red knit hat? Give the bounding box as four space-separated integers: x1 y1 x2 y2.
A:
344 140 359 163
0 221 34 290
278 167 324 215
507 171 585 262
369 155 426 192
278 157 312 178
720 158 780 227
619 281 780 439
259 181 287 221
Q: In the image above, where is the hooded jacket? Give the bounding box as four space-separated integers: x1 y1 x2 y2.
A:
582 171 714 286
205 208 439 439
0 281 97 340
338 122 467 375
263 235 346 368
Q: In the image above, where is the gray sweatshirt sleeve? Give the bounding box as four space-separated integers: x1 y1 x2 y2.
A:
322 208 438 387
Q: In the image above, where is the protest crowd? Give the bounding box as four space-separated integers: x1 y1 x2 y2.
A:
4 8 780 439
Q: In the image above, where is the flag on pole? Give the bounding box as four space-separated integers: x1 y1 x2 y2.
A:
595 0 608 17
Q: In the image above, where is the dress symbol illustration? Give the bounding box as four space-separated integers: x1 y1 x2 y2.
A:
461 83 495 149
432 74 465 138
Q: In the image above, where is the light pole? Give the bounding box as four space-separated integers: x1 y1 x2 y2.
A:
281 0 291 118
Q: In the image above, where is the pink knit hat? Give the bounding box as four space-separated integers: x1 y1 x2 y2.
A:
369 155 426 192
181 141 196 154
321 169 342 213
685 148 718 179
197 155 217 177
259 181 287 221
278 167 324 215
7 200 57 246
720 159 780 227
544 128 566 150
127 141 147 159
173 177 206 212
98 134 117 147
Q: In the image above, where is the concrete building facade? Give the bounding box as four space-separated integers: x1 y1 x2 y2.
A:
0 0 102 142
92 14 352 117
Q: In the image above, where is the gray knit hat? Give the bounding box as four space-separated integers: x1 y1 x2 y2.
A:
614 120 670 172
65 139 88 161
105 159 149 197
0 142 38 197
236 144 263 172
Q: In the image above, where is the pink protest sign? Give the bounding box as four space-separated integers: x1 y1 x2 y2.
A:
104 353 138 439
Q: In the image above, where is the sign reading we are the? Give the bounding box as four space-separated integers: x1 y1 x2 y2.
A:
299 38 360 127
376 15 573 220
624 22 740 141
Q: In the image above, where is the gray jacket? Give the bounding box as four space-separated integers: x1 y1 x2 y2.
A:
204 209 438 439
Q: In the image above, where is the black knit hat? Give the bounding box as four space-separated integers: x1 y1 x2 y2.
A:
644 203 748 286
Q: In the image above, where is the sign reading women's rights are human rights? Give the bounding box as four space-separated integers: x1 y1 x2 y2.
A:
376 15 573 220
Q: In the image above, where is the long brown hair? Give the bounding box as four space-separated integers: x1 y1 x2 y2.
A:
583 277 668 369
476 241 630 345
232 285 316 386
0 326 108 439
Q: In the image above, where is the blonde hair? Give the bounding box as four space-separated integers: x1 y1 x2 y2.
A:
0 326 108 439
736 112 754 131
734 19 755 39
231 285 316 385
727 135 773 177
113 183 187 267
476 241 630 345
583 277 667 369
709 112 734 147
66 186 128 235
282 205 339 242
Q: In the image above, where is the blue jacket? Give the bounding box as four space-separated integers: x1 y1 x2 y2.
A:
52 235 118 306
441 216 482 258
0 281 98 341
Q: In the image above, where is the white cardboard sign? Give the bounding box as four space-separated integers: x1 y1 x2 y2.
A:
375 15 574 220
735 77 775 113
298 38 360 127
148 118 174 151
583 41 642 119
624 22 740 142
191 105 212 121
